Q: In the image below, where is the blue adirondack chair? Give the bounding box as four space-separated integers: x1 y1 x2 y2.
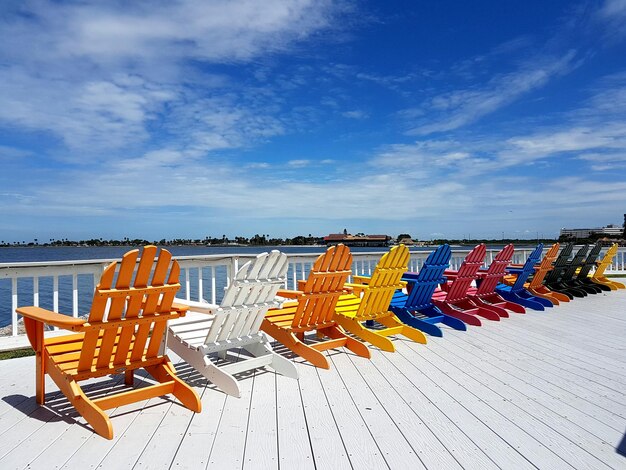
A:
389 244 466 337
496 244 553 310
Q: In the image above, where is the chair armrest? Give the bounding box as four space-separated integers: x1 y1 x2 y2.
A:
17 306 86 331
276 289 303 299
475 269 489 279
172 299 211 315
352 275 371 285
402 271 420 281
343 283 368 295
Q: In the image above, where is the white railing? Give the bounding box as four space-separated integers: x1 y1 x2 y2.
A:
1 247 624 350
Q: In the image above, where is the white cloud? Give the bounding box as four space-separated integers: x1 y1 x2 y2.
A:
406 50 579 135
0 1 341 156
287 159 311 167
596 0 626 40
342 110 369 119
1 1 341 68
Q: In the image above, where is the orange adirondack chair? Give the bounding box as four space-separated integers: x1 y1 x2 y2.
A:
527 243 570 304
16 246 202 439
334 245 427 352
261 244 370 369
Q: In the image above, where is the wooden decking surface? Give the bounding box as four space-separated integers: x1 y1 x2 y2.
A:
0 288 624 470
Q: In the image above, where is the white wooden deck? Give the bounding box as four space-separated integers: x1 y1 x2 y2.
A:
0 287 624 470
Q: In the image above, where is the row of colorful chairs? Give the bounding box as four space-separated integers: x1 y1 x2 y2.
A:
15 242 623 439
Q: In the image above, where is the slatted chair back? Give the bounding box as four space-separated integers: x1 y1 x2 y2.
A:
353 245 409 320
544 243 573 283
577 242 603 279
593 243 618 279
475 244 515 296
510 243 543 292
560 244 589 280
445 244 487 302
404 244 452 310
529 243 560 289
77 245 183 379
291 244 352 330
203 250 289 346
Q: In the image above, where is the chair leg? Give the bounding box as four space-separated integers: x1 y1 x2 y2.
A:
66 378 114 440
244 340 298 379
24 318 46 404
458 299 501 321
434 301 482 326
470 297 509 318
262 319 330 369
146 359 202 412
335 315 395 352
36 346 46 405
124 370 134 386
323 325 371 359
391 308 444 337
441 314 467 331
377 314 427 344
167 335 241 397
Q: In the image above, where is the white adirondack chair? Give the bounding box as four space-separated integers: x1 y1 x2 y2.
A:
166 250 298 397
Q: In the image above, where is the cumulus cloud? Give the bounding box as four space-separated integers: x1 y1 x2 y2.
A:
0 1 342 156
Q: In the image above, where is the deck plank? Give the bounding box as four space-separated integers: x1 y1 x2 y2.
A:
0 289 623 470
275 366 316 470
329 350 426 469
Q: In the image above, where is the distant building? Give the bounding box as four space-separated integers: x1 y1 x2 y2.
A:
560 224 623 239
324 233 392 247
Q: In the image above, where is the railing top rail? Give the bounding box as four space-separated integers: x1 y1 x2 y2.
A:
0 246 541 268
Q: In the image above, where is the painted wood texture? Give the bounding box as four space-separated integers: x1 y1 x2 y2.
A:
261 244 370 369
167 250 297 397
15 245 201 439
496 243 553 310
467 244 526 315
390 244 467 337
592 243 626 290
334 245 427 351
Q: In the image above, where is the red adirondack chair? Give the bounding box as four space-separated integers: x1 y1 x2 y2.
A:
467 244 525 315
431 244 500 326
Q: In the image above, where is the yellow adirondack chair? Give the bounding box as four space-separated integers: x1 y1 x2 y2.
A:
334 245 427 352
591 243 625 290
16 246 202 439
261 244 371 369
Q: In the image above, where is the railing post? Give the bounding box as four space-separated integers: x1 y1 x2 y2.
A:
72 274 78 318
12 277 18 337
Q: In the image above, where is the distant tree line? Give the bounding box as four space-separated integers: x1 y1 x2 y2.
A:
5 231 623 249
0 234 325 247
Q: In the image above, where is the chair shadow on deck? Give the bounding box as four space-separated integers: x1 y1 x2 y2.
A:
616 429 626 457
267 333 357 367
2 368 182 431
171 348 282 393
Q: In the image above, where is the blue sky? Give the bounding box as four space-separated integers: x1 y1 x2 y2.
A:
1 0 625 242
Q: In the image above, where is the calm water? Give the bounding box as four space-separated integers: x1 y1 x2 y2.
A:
0 244 524 329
